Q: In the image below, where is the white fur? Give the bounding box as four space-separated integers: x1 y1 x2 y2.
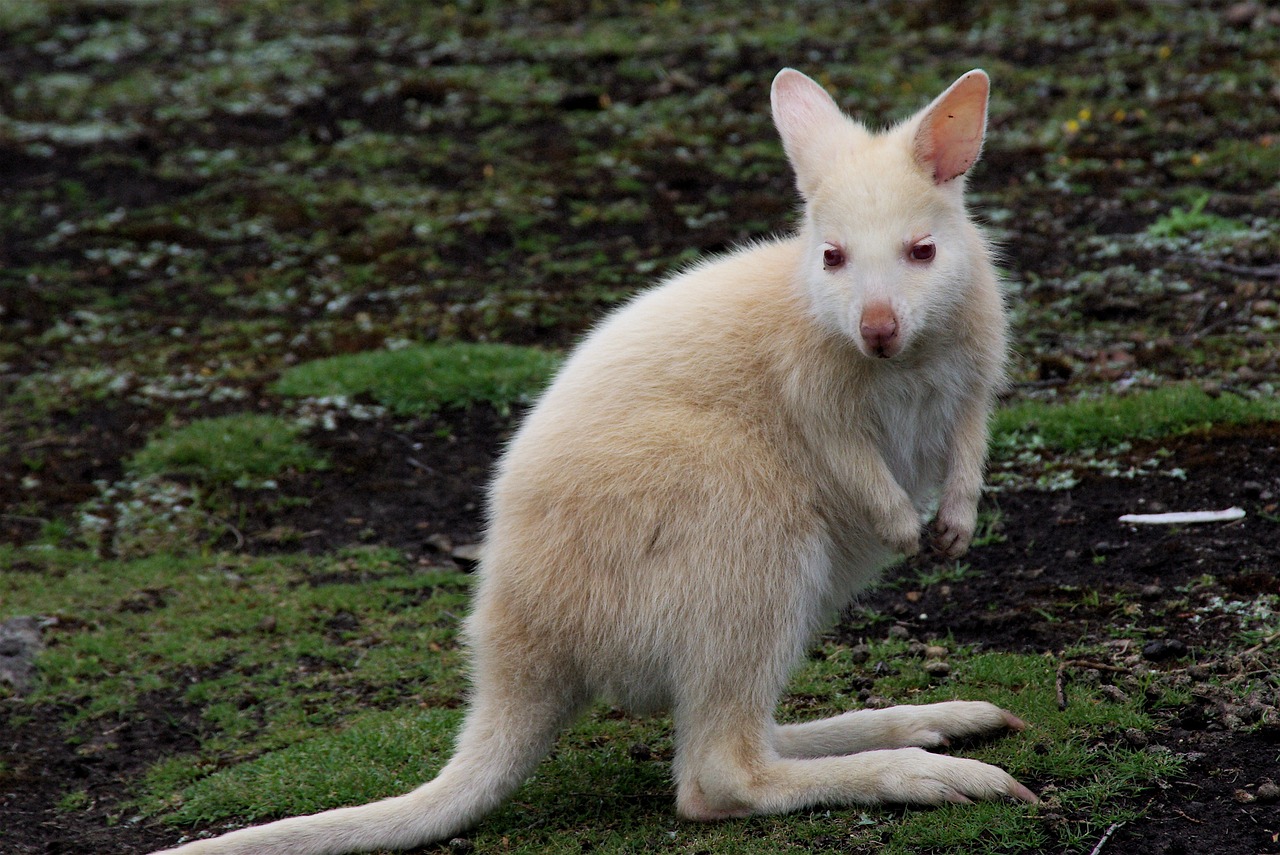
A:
150 67 1032 855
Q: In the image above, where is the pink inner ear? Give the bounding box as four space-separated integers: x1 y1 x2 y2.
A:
919 71 989 185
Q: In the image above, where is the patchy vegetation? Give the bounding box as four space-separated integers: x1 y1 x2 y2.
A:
275 342 560 416
0 1 1276 854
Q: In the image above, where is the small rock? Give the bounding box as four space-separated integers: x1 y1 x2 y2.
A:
924 645 948 659
1256 779 1280 804
425 533 453 553
447 838 475 854
0 616 43 696
1142 638 1189 662
1240 480 1266 499
924 660 951 679
906 641 927 658
1223 2 1260 26
1178 750 1206 768
627 742 652 762
1099 684 1130 704
1121 728 1148 748
849 644 871 664
887 624 911 640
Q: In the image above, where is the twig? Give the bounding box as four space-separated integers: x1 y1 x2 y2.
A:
406 456 437 474
0 513 48 525
1062 659 1130 674
222 520 245 550
1056 659 1131 710
1241 630 1280 657
1172 807 1204 824
1184 257 1280 279
1088 821 1125 855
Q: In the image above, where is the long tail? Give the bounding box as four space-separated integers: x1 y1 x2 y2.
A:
151 688 576 855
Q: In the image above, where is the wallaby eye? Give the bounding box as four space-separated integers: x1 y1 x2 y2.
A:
909 240 936 262
822 244 845 269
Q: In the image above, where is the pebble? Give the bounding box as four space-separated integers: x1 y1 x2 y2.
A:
1099 684 1130 704
1142 638 1189 661
1256 779 1280 803
448 839 475 854
848 644 870 663
0 616 43 696
887 624 911 640
1122 727 1148 748
628 742 653 762
924 645 948 659
924 660 951 679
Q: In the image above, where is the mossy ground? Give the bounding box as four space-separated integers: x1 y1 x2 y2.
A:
1 2 1277 854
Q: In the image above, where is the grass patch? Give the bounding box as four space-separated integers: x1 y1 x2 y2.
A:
1 542 1184 854
165 707 462 824
1146 193 1247 238
274 343 561 416
131 414 325 488
0 544 472 740
147 630 1175 854
993 384 1280 453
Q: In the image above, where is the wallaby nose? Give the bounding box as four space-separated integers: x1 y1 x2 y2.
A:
859 305 899 358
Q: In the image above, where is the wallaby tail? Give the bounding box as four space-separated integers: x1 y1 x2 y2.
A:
152 687 577 855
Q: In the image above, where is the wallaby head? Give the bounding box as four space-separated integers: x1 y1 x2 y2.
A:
771 69 990 360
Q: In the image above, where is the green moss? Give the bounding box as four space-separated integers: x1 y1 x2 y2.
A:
275 343 561 416
130 414 325 488
993 385 1280 453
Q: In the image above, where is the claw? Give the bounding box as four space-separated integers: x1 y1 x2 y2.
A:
1001 711 1028 732
1009 782 1039 803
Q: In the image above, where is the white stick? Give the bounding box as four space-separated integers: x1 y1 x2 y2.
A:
1088 821 1124 855
1118 507 1246 525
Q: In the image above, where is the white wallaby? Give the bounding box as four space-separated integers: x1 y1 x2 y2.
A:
152 67 1035 855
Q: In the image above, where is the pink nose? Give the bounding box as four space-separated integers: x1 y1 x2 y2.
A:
860 306 899 357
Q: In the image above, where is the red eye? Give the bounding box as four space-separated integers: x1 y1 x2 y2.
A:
910 241 936 262
822 245 845 269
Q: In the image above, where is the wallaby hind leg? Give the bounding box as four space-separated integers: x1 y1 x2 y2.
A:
773 701 1027 759
153 656 585 855
674 705 1035 823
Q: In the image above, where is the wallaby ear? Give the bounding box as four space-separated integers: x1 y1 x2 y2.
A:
771 68 848 198
912 69 989 185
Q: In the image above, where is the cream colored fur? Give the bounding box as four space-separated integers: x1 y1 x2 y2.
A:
152 67 1033 855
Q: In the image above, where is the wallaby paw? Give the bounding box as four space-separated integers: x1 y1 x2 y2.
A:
879 748 1037 806
931 500 976 558
883 701 1026 749
877 507 922 557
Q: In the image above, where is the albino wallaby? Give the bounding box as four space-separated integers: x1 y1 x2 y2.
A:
153 67 1034 855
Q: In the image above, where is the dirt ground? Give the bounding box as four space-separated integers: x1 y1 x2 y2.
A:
3 409 1278 854
2 2 1279 853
